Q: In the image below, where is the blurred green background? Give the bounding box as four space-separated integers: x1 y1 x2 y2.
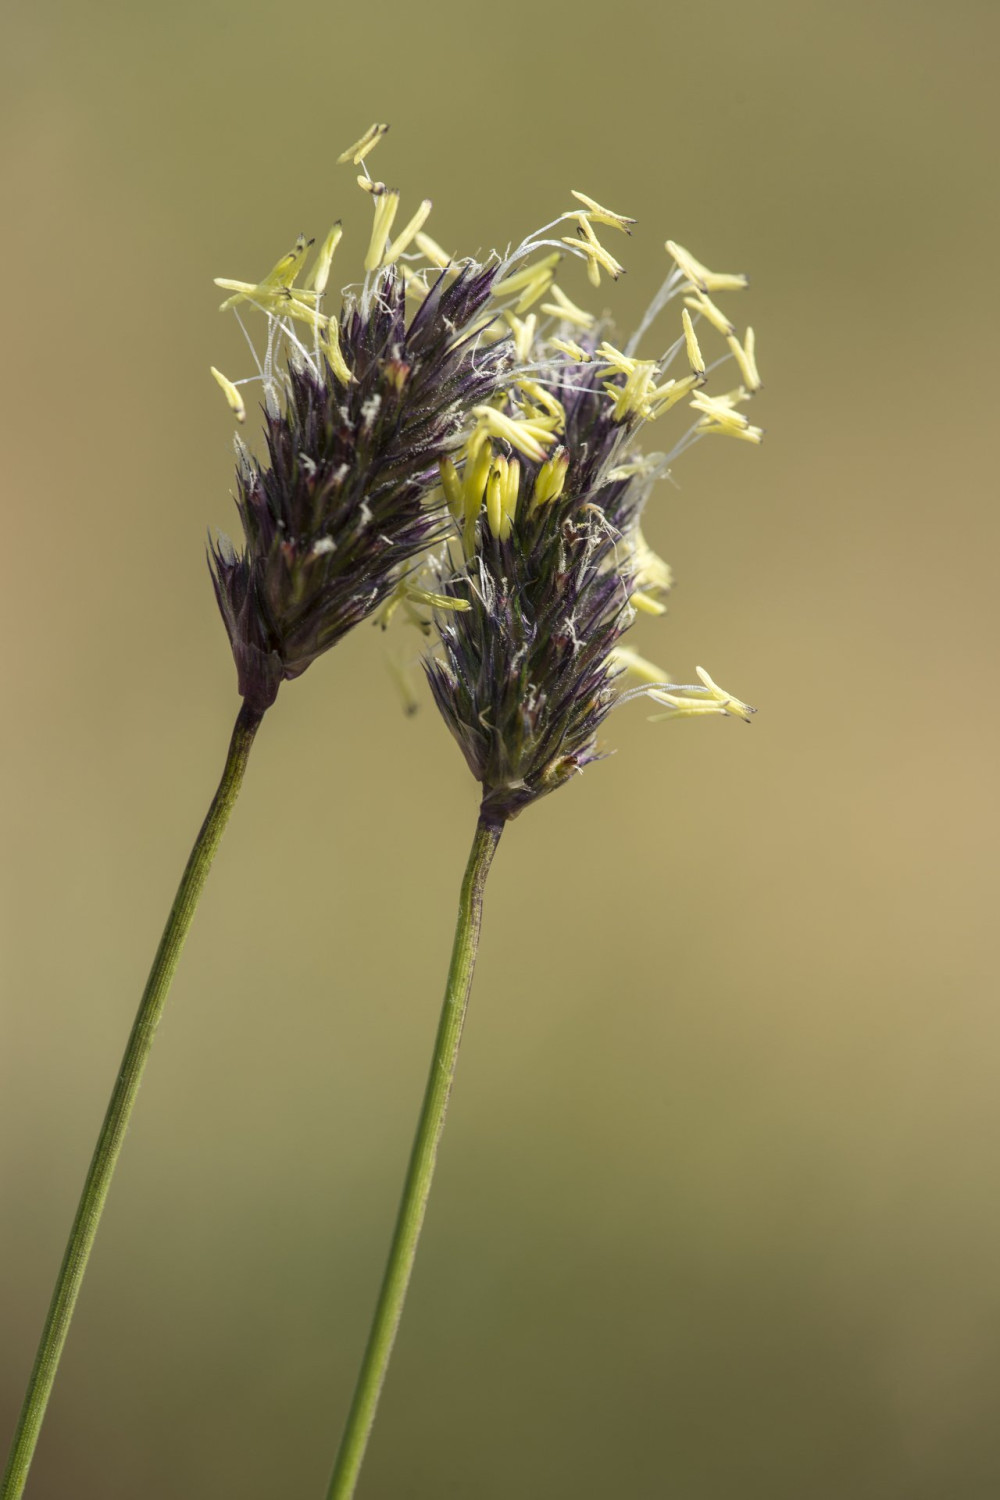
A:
2 1 998 1496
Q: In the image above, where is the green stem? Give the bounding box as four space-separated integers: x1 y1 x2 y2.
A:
326 813 504 1500
1 701 264 1500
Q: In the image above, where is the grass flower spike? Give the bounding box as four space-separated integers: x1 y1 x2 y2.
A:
326 196 764 1499
425 230 761 822
209 244 507 712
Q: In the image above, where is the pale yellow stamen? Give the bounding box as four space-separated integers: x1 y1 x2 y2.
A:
665 240 749 294
531 448 570 508
596 341 638 376
439 456 464 520
648 666 755 723
564 218 624 285
382 198 433 267
364 187 400 273
611 647 671 684
210 367 246 423
461 433 495 553
485 455 520 540
472 406 559 462
539 283 595 330
698 421 765 445
514 378 566 426
571 190 636 234
603 359 659 422
494 252 561 313
310 223 344 295
337 122 389 166
322 318 354 386
503 311 538 362
683 291 735 337
414 230 451 268
647 373 702 418
405 583 470 614
727 327 762 392
681 306 706 379
550 336 591 362
215 235 319 313
689 391 751 431
377 576 470 633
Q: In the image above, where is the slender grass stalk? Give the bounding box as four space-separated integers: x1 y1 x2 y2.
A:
326 813 504 1500
1 701 264 1500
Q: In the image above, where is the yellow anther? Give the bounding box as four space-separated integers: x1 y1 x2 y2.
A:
603 359 659 422
405 584 470 614
215 235 318 313
564 218 624 285
647 373 702 417
262 234 314 290
414 230 451 267
471 406 558 462
665 240 749 294
310 223 344 295
681 307 706 379
283 296 328 331
322 318 354 386
439 456 464 520
514 378 565 426
539 283 595 330
683 291 735 337
485 456 519 541
570 190 636 234
377 576 470 634
210 367 246 423
501 457 520 535
698 421 765 444
364 187 400 273
494 252 561 312
486 465 504 539
689 391 750 430
494 252 561 297
357 176 384 194
337 123 390 166
550 336 591 362
382 198 433 267
715 385 753 408
648 666 755 723
503 311 538 362
630 591 666 615
692 383 763 439
610 647 671 684
461 433 495 553
531 447 570 508
727 327 762 392
596 341 638 376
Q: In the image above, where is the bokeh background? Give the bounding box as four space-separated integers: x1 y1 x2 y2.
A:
2 2 998 1496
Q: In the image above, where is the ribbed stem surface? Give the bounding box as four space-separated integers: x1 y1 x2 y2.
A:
1 702 264 1500
326 813 504 1500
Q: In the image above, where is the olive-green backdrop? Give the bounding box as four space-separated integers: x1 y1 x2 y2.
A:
2 2 998 1496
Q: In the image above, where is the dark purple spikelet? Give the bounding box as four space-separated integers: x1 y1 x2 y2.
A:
426 353 655 823
210 263 507 713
